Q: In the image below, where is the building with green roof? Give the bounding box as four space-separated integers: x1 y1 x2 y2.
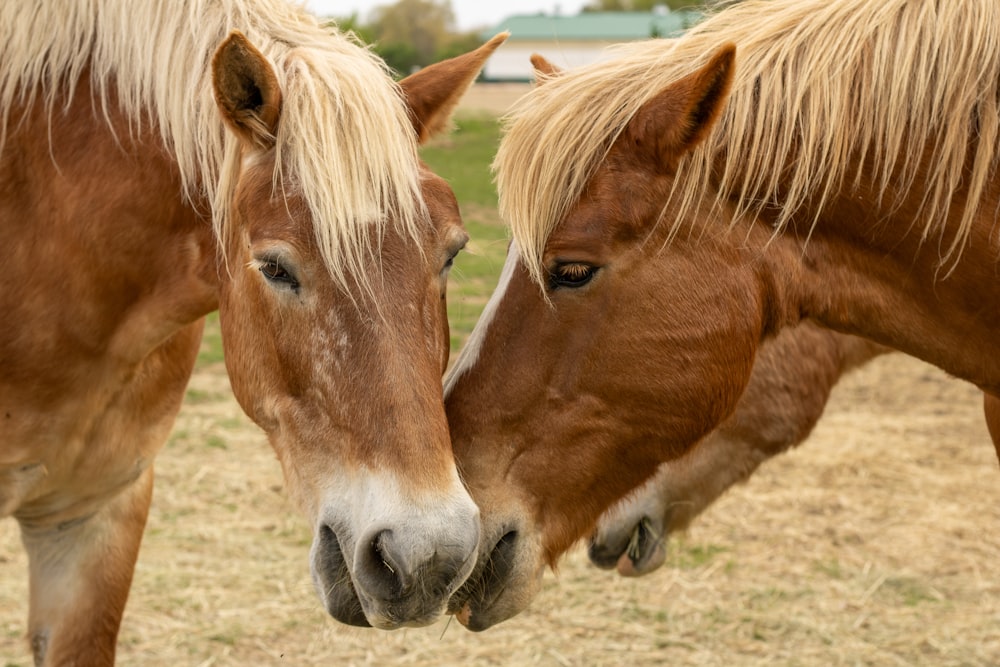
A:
480 9 701 81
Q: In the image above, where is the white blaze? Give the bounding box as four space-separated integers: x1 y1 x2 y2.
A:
444 241 522 397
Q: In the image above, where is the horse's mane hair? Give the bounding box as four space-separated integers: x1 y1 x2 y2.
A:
496 0 1000 287
0 0 424 293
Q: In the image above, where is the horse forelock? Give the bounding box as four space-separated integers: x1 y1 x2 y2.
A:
0 0 424 295
234 35 425 297
495 0 1000 287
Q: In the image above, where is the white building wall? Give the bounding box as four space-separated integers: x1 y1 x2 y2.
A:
482 40 618 80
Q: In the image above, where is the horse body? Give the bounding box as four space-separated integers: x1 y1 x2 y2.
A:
2 69 213 504
589 325 887 576
0 65 219 667
445 0 1000 630
772 157 1000 393
1 1 503 662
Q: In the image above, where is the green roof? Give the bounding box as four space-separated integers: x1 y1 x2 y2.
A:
483 11 700 41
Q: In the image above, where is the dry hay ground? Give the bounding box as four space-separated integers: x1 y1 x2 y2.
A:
2 349 999 665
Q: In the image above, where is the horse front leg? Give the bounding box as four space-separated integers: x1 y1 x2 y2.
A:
986 393 1000 466
18 466 154 667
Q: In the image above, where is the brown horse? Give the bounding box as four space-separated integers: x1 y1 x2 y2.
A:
445 0 1000 630
0 1 504 662
589 323 886 576
528 53 891 579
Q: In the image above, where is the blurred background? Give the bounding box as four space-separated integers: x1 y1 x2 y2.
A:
306 0 710 78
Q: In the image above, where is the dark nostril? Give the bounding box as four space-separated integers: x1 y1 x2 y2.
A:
362 529 406 600
482 531 518 589
312 524 369 627
495 531 517 560
317 524 346 576
628 517 656 565
587 527 631 569
452 529 519 624
587 539 624 569
355 526 479 608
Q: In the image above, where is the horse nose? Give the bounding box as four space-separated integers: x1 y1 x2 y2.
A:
587 536 627 570
353 523 479 618
450 528 520 632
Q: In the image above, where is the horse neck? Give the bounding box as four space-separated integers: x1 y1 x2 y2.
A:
746 193 1000 395
7 75 219 366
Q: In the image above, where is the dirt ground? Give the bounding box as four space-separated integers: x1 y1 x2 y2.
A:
2 349 999 666
455 82 532 117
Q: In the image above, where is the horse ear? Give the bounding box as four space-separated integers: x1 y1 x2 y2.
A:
619 43 735 173
530 54 563 84
212 31 282 148
399 32 508 145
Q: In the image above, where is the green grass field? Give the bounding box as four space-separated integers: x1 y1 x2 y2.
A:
420 115 510 353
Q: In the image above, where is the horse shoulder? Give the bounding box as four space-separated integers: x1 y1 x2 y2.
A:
0 81 215 523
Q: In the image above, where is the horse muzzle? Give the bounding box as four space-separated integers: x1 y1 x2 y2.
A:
310 504 480 629
448 525 544 631
588 514 668 577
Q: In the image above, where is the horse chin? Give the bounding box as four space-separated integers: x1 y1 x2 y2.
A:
448 527 544 632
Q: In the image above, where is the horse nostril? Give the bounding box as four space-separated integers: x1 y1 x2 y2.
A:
628 516 656 564
361 529 406 600
451 529 520 629
354 525 478 611
311 524 370 627
316 524 346 579
483 530 518 589
587 538 625 569
496 531 517 557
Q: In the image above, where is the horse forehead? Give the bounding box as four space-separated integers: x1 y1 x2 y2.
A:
419 168 461 222
236 154 279 199
238 186 314 243
548 169 664 253
597 152 669 215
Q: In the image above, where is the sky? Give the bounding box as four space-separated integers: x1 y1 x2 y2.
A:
304 0 591 31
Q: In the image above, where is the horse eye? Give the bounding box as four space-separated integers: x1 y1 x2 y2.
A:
549 263 598 290
442 239 466 276
259 258 299 290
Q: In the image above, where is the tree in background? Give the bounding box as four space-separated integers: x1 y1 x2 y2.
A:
367 0 458 75
327 0 718 77
327 0 481 76
328 14 376 45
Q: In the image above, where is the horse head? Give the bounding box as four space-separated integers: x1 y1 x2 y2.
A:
212 31 505 629
444 44 750 630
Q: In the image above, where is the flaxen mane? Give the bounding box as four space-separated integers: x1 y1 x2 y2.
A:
0 0 424 291
496 0 1000 287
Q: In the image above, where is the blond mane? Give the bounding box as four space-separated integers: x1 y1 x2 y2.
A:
496 0 1000 287
0 0 424 292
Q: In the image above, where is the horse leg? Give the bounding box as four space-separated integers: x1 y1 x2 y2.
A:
985 393 1000 465
19 467 154 667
